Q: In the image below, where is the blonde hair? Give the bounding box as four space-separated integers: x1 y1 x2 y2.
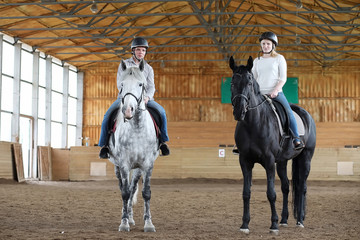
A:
270 50 278 57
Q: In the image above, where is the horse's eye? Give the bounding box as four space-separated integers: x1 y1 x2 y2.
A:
139 83 143 87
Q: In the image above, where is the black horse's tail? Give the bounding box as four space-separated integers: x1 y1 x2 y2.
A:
292 158 307 220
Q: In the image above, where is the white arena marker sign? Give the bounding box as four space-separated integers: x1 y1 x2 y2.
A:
219 149 225 158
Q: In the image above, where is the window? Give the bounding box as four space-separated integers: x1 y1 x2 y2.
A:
38 87 46 119
52 63 63 92
39 58 46 87
20 81 32 115
69 70 77 97
0 112 12 141
68 97 77 125
37 119 45 146
2 42 14 77
21 50 33 83
51 122 62 148
1 75 13 112
51 92 63 122
67 125 76 147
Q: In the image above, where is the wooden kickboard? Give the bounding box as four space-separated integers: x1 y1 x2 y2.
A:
0 141 14 180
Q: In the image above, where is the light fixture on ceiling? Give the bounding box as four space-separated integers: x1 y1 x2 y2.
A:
295 34 301 44
90 1 98 14
295 0 303 9
160 60 165 68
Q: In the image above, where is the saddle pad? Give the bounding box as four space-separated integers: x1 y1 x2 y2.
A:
273 109 305 137
293 111 305 136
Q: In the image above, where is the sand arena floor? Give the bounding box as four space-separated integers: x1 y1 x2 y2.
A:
0 178 359 240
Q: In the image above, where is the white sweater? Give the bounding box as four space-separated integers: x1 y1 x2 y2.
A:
252 54 287 95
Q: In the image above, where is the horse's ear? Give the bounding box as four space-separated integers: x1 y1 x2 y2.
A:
121 60 127 71
229 56 235 70
139 59 145 72
247 56 253 70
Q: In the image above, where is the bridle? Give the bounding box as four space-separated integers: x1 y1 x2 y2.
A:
231 72 267 113
121 83 146 110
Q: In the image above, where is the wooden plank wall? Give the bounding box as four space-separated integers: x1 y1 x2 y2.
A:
82 62 359 147
167 122 360 148
64 146 360 182
0 141 13 179
52 149 70 181
69 146 116 181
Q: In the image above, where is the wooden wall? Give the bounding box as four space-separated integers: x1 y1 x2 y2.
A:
0 141 14 180
58 146 360 182
82 60 360 147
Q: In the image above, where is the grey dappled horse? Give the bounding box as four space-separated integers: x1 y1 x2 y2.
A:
108 59 159 232
229 56 316 234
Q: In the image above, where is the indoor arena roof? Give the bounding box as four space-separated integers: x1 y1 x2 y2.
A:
0 0 359 69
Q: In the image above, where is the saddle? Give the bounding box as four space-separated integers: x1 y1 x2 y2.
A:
107 105 162 145
265 95 305 138
264 96 306 160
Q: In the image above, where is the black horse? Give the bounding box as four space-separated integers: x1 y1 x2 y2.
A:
229 56 316 234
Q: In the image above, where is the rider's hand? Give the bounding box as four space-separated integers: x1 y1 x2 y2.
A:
144 96 150 104
270 89 279 98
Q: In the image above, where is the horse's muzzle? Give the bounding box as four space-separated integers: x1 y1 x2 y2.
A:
123 105 134 120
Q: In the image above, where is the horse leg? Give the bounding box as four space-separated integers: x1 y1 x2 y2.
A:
276 161 289 226
265 162 279 234
142 168 156 232
293 152 311 228
239 158 254 234
128 169 142 226
115 166 131 232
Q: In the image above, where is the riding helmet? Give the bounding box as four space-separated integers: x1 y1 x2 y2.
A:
259 32 278 46
131 37 149 49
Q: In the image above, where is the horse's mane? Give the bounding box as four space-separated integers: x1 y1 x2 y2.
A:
251 72 261 96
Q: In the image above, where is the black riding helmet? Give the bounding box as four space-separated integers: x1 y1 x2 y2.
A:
131 37 149 50
131 37 148 61
259 32 278 46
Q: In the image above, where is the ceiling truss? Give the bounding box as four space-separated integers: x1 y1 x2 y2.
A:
0 0 358 69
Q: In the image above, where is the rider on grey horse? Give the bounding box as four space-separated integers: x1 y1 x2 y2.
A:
98 37 170 158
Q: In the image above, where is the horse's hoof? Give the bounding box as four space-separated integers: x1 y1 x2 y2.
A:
296 222 304 228
144 219 156 232
119 219 130 232
239 228 250 234
269 229 279 235
129 217 135 225
279 223 288 227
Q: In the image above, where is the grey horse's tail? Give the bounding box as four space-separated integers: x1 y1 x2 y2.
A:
132 183 139 205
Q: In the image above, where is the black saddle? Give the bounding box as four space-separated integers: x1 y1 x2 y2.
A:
271 98 290 136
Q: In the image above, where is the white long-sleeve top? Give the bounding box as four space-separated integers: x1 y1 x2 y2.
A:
116 57 155 100
252 54 287 95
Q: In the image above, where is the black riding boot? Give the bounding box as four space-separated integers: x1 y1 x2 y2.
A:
160 143 170 156
99 132 112 159
99 146 109 159
293 138 304 150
